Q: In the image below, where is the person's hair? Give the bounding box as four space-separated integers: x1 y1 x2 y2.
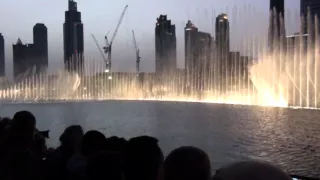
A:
12 111 36 131
0 117 11 130
105 136 128 153
59 125 83 144
59 125 84 153
81 130 107 157
212 161 291 180
9 111 36 148
86 151 123 180
124 136 164 180
164 146 211 180
0 118 12 149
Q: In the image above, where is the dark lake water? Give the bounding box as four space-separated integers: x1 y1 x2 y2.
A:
0 100 319 178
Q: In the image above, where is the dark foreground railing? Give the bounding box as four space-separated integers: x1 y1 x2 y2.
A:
291 175 319 180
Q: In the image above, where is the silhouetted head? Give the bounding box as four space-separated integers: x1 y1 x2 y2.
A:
59 125 84 153
164 146 211 180
212 161 291 180
10 111 36 148
124 136 164 180
0 117 11 132
81 130 107 157
105 136 128 153
12 111 36 132
0 118 12 148
86 151 123 180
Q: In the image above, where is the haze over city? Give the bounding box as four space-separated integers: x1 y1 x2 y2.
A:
0 0 299 80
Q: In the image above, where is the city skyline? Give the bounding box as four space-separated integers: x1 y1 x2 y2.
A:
12 23 48 82
0 0 300 80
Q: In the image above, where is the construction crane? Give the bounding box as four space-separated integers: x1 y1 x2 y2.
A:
103 5 128 72
132 30 141 75
91 34 107 66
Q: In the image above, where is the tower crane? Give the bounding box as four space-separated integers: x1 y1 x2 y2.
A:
132 30 141 75
103 5 128 72
91 34 107 66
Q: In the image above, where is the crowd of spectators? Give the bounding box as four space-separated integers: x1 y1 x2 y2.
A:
0 110 301 180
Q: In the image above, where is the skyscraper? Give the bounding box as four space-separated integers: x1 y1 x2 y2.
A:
269 0 286 52
64 0 84 73
301 0 320 35
216 14 230 57
33 23 48 74
155 15 177 75
270 0 285 15
185 20 212 93
215 14 230 92
185 20 198 72
13 39 35 82
0 34 5 77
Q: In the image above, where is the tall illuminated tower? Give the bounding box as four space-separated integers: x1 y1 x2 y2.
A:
216 14 230 93
63 0 84 73
185 20 212 92
33 23 48 74
0 34 4 77
155 15 177 75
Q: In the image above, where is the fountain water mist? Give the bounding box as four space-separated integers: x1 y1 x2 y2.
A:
0 8 319 109
249 9 320 109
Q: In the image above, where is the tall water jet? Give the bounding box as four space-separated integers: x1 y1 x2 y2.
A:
0 6 319 109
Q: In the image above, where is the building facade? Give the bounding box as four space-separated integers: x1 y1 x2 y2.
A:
13 39 35 82
33 23 48 74
63 0 84 73
185 20 212 94
0 34 5 77
155 15 177 76
215 13 230 93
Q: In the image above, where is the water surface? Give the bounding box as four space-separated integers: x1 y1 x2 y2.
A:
0 101 319 177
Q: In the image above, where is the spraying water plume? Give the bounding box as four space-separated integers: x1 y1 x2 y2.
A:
0 8 319 110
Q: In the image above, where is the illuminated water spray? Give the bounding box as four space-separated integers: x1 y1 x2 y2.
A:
248 8 320 108
0 7 319 109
